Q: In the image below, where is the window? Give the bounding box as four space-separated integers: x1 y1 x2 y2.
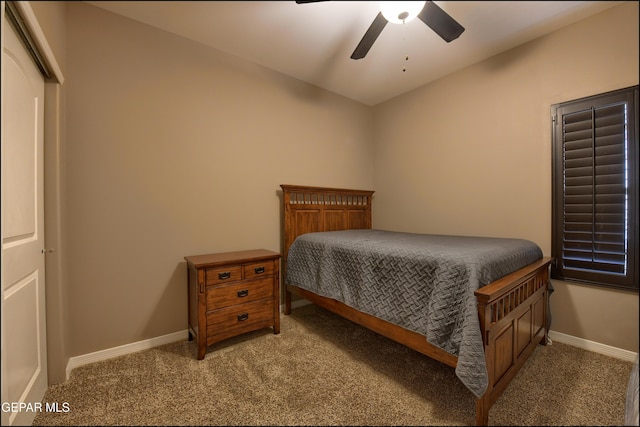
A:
551 86 638 291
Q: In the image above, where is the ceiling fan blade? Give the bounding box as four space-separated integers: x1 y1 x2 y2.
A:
295 1 328 3
418 1 464 42
350 12 388 60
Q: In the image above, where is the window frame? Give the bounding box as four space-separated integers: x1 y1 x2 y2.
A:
551 86 639 291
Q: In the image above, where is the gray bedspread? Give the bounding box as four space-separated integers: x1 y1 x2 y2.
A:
285 229 543 398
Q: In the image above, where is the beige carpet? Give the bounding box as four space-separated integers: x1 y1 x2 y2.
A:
33 303 633 426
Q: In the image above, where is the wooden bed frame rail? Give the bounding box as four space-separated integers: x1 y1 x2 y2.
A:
280 184 553 426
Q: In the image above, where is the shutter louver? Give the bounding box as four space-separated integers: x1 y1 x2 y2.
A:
562 104 627 275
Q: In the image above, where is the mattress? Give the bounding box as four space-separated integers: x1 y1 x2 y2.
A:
285 229 544 397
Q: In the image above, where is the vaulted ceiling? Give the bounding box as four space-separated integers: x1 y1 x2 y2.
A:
85 1 621 106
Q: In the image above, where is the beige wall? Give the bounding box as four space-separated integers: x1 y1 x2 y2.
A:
372 2 639 352
30 1 638 384
63 2 374 358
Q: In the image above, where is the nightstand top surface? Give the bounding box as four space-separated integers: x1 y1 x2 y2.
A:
185 249 281 268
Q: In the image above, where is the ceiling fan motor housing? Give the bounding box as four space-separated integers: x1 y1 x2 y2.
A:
380 1 426 24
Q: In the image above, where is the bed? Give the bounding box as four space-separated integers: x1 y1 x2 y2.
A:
280 184 554 426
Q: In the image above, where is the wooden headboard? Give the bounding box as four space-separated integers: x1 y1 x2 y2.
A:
280 185 374 264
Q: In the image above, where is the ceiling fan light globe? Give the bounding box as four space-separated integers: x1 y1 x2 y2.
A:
380 1 426 24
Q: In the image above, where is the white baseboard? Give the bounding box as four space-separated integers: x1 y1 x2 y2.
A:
65 330 187 380
65 308 637 381
65 302 315 380
548 330 638 362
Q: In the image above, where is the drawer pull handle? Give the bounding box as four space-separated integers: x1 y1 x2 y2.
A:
237 289 249 298
218 272 231 280
254 266 265 274
237 313 249 322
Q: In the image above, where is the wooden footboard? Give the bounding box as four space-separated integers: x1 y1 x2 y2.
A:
475 256 553 425
280 184 553 425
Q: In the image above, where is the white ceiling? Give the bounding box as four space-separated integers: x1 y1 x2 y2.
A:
84 1 621 106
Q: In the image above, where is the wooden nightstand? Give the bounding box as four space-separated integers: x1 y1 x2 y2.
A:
185 249 281 360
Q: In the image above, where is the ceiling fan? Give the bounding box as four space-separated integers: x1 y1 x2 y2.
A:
296 1 465 60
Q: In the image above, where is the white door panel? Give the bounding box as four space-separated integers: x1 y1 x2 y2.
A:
4 273 41 401
2 8 48 426
3 51 37 241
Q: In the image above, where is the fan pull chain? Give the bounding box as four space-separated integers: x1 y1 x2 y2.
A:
402 22 409 73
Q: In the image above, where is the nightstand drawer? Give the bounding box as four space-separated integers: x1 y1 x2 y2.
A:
244 260 274 279
206 277 273 310
206 299 274 339
206 265 242 285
